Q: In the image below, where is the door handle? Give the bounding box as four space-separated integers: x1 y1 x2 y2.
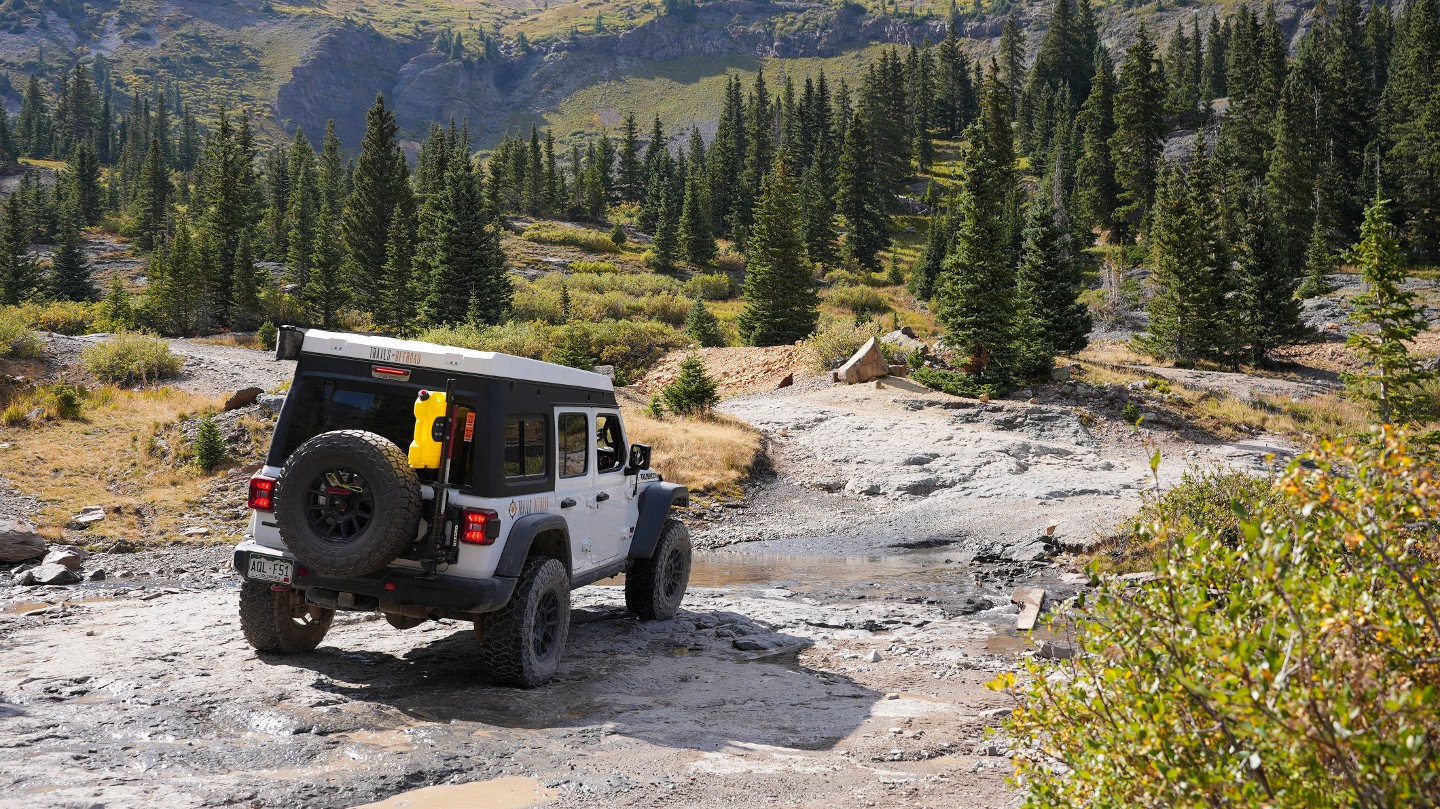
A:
595 492 610 502
560 498 577 509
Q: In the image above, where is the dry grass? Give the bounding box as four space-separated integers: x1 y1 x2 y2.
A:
1188 392 1372 440
192 334 264 350
622 406 762 498
0 386 242 547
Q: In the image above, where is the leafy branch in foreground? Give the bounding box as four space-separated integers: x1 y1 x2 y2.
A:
996 427 1440 807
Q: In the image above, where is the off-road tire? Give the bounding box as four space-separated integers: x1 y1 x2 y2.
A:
238 580 334 653
475 557 570 688
274 429 422 577
625 518 691 620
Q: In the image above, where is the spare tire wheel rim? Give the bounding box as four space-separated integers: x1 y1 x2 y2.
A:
302 467 376 543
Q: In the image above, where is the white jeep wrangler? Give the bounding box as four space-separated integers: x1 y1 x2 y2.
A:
232 327 692 687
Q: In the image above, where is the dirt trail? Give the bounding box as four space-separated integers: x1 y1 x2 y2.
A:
41 333 293 398
2 553 1023 809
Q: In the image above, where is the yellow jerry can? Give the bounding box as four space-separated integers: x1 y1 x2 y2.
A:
409 389 448 469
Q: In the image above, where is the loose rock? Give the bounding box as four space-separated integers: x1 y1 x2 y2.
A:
837 338 889 385
24 563 82 586
223 387 263 411
0 517 45 563
68 506 106 529
42 546 88 570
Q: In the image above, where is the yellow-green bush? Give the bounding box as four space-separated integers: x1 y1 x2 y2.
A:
80 332 184 385
9 299 103 335
0 319 43 359
421 319 686 383
828 284 892 317
569 260 622 274
684 272 737 300
633 293 690 326
522 223 620 253
803 320 878 371
999 429 1440 807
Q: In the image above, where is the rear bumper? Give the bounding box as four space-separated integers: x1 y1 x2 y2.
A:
233 540 516 614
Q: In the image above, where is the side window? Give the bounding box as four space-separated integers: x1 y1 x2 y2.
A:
557 412 589 479
503 415 547 480
448 406 476 486
596 413 624 474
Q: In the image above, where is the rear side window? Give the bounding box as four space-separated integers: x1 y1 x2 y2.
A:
557 412 588 479
281 379 415 459
504 415 547 479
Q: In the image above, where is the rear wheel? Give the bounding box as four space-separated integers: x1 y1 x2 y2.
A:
476 557 570 688
238 580 334 653
626 518 691 620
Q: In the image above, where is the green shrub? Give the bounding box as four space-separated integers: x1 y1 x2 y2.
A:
80 331 185 385
646 395 664 418
662 354 720 415
1129 467 1279 548
420 319 686 383
522 222 620 253
684 272 736 301
12 299 102 335
829 284 892 317
804 320 878 370
610 222 627 247
910 367 1011 399
0 319 43 359
38 384 84 420
256 321 278 351
1121 400 1141 424
542 271 683 297
685 298 725 347
193 417 226 472
1000 429 1440 807
569 260 621 274
634 293 690 326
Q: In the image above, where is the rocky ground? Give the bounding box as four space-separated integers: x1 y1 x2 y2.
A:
0 332 1309 809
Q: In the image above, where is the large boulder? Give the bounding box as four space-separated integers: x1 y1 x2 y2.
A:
0 517 45 563
223 387 263 411
42 545 89 570
836 338 890 385
21 563 81 586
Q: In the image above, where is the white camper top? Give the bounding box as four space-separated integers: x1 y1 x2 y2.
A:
299 329 615 392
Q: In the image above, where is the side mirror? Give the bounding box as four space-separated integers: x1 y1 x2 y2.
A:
626 443 652 475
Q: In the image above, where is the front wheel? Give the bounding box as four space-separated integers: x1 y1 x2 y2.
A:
626 518 691 620
238 580 334 653
476 557 570 688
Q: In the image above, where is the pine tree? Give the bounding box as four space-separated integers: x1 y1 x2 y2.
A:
229 232 263 330
837 111 889 270
1342 195 1434 422
684 297 725 347
197 109 261 324
1073 47 1119 236
377 203 420 336
617 113 643 201
678 166 716 265
343 95 412 301
66 143 101 226
16 76 51 158
317 120 347 216
1298 211 1337 298
284 131 320 289
1017 179 1091 356
419 165 510 326
1142 150 1231 363
935 71 1020 381
800 160 838 268
1109 23 1165 239
662 354 720 415
998 14 1025 113
133 138 170 252
49 202 95 302
302 198 347 327
98 274 135 331
649 181 680 272
0 194 40 305
1232 189 1301 362
908 204 953 300
738 161 818 346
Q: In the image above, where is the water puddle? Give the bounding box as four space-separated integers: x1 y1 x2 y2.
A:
0 601 50 615
354 775 556 809
682 549 963 590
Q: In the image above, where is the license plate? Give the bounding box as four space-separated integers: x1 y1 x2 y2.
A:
247 554 293 584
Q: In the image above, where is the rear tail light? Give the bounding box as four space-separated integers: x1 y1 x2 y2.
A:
460 508 501 545
248 476 276 511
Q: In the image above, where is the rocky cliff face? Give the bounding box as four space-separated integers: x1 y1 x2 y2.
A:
273 0 1320 149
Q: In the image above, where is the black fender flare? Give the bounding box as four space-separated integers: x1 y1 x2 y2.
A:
629 483 689 559
496 513 571 577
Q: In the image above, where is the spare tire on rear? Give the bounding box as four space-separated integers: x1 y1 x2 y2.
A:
274 430 422 577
